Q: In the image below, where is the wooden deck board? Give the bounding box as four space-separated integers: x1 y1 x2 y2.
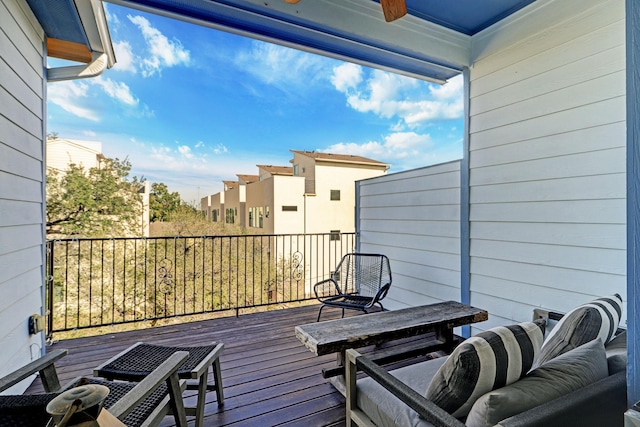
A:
27 304 444 426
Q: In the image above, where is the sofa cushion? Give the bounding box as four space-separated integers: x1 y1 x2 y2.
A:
465 338 608 427
425 319 545 418
533 294 623 367
356 356 447 427
605 330 627 374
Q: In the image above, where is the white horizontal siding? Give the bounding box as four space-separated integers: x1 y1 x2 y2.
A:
358 161 461 310
468 0 626 329
0 0 46 391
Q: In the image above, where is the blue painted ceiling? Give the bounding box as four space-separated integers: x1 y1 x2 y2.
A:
27 0 536 81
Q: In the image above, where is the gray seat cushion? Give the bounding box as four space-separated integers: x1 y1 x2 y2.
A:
356 357 447 427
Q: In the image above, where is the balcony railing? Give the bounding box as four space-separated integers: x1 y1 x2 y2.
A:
46 232 355 337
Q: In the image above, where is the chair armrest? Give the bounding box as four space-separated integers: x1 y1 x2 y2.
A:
107 350 189 424
345 349 465 427
313 278 342 299
0 349 68 393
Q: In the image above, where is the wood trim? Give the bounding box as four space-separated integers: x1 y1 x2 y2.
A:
47 38 92 63
380 0 407 22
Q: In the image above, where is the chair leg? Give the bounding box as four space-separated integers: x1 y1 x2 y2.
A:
194 370 208 427
211 357 224 405
317 305 325 322
341 308 345 318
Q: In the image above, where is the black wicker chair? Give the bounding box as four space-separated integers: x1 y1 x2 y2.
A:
0 348 189 427
314 253 392 321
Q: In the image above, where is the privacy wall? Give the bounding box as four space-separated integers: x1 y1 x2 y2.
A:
357 161 461 310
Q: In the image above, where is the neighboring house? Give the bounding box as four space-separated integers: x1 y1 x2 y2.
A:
46 138 103 172
46 137 151 237
202 150 389 235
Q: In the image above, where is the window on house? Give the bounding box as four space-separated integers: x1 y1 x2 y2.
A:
249 209 253 227
330 230 340 241
265 206 270 218
293 165 299 176
258 207 263 228
213 210 217 222
282 205 298 212
330 190 340 201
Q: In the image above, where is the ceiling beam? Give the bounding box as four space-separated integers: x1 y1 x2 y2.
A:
380 0 407 22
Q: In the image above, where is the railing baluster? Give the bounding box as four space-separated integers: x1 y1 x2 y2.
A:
46 232 354 335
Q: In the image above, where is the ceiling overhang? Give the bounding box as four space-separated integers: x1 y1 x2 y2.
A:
27 0 116 68
109 0 471 83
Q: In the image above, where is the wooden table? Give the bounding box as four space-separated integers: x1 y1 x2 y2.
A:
295 301 488 394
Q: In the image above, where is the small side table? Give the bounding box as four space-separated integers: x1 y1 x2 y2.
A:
94 342 224 427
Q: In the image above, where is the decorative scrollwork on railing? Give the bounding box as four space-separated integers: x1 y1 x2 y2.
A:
291 251 304 281
157 258 173 294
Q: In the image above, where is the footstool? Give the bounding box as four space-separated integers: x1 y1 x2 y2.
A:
94 342 224 427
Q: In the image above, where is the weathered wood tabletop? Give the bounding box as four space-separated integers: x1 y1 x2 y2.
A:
295 301 488 356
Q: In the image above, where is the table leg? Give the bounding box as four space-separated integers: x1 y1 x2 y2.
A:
436 327 455 353
329 350 348 396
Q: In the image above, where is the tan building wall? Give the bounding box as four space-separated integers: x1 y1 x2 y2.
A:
46 138 102 172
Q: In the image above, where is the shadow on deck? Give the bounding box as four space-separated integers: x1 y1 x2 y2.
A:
28 304 440 426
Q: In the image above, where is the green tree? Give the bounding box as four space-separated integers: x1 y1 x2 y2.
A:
46 157 144 237
149 182 182 222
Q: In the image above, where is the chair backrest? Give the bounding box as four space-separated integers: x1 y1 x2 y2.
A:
334 253 391 297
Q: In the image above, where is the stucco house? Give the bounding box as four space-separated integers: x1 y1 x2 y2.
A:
3 0 640 415
203 150 389 235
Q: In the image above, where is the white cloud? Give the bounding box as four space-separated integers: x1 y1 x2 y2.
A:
331 63 362 93
83 130 97 137
331 68 464 128
48 81 100 121
92 76 138 106
323 131 462 171
235 42 334 91
178 145 193 159
324 131 433 164
128 14 190 77
212 143 228 155
112 41 137 73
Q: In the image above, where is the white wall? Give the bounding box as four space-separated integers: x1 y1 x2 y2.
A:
0 0 47 391
46 138 101 172
358 161 462 310
468 0 626 328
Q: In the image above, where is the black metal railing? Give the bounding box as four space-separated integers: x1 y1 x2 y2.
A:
46 233 355 336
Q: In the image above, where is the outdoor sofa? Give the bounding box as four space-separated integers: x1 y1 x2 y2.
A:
346 294 627 427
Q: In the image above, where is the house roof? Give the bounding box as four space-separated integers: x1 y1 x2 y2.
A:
290 150 390 169
106 0 537 83
223 180 238 190
257 165 294 176
237 174 259 184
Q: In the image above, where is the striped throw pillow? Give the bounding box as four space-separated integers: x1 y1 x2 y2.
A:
425 319 546 418
533 294 623 368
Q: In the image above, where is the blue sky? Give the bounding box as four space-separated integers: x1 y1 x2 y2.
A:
47 3 463 203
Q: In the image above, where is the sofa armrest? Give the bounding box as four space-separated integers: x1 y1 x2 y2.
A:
345 349 464 427
497 371 627 427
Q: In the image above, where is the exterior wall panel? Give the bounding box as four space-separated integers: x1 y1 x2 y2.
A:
468 0 626 329
358 161 461 310
0 0 46 391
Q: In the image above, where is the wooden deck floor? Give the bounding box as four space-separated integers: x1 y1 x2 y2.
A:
28 304 440 427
